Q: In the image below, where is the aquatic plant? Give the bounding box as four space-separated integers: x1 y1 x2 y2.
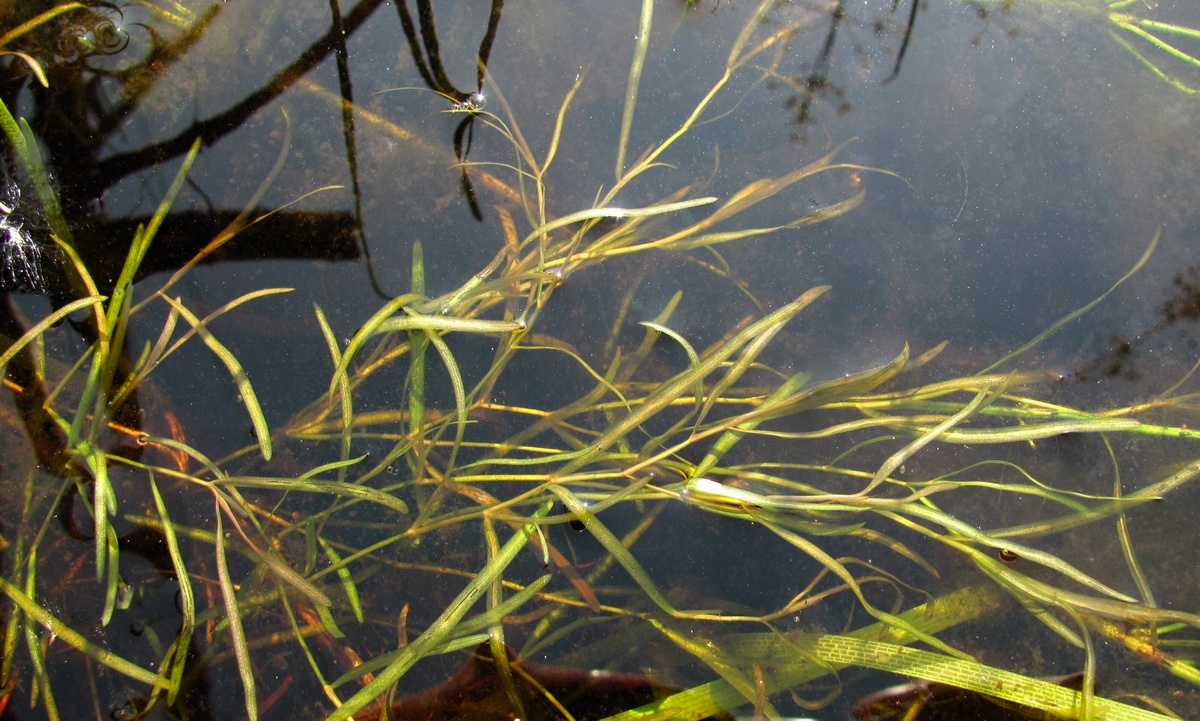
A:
1 1 1199 721
965 0 1200 93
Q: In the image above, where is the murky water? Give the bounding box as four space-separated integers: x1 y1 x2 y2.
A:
2 1 1200 719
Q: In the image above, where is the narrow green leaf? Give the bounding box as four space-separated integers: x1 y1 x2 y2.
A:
326 503 552 721
315 603 345 639
318 537 363 623
563 287 828 475
23 551 61 721
693 370 810 478
162 296 273 461
106 138 202 348
408 241 428 444
150 475 196 634
546 484 676 615
639 321 702 407
0 295 106 375
898 503 1138 603
18 118 72 247
602 584 1004 721
299 455 369 479
314 303 356 480
424 327 468 470
101 525 120 626
981 231 1157 374
0 577 169 689
327 292 426 396
519 197 717 252
615 0 653 178
0 3 88 47
215 507 258 721
218 476 407 515
759 517 970 659
374 315 525 335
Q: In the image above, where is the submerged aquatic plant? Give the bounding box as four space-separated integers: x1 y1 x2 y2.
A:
966 0 1200 94
1107 2 1200 94
1 1 1199 721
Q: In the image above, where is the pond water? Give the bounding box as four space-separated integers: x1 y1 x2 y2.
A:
2 1 1200 720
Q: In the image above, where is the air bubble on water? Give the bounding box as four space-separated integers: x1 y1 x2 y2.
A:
91 17 130 55
55 25 89 62
449 92 487 113
55 8 130 63
0 173 51 295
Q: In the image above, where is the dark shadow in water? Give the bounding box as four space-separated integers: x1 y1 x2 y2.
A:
852 672 1085 721
365 641 732 721
0 0 507 464
0 2 505 717
1072 262 1200 384
394 0 506 224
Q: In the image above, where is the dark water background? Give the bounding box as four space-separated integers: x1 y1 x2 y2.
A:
3 0 1200 719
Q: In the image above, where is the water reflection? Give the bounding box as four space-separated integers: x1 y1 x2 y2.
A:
1 1 1200 720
